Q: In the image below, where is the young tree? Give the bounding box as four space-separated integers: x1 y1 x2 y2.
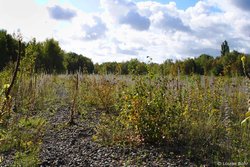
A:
0 30 19 70
221 40 230 57
194 54 214 75
42 38 65 73
0 30 9 70
65 52 94 74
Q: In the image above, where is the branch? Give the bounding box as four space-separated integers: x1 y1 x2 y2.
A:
1 40 21 114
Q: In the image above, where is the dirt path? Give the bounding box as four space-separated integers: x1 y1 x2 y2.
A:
39 107 194 167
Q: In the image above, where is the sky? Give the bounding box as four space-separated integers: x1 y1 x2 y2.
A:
0 0 250 63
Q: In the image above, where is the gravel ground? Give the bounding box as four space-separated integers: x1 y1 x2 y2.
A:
0 106 196 167
38 107 195 167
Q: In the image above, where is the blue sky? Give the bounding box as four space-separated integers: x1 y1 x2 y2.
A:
35 0 49 5
134 0 199 9
1 0 250 63
36 0 199 11
59 0 101 12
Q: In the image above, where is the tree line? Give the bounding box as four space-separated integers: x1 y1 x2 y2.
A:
0 30 94 74
1 30 249 76
94 40 250 76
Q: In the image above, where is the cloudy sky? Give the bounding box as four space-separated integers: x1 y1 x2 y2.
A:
0 0 250 63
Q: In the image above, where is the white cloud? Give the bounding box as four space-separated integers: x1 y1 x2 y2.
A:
0 0 58 41
100 0 136 20
119 11 150 31
47 5 77 21
100 0 150 31
82 16 107 40
151 11 191 32
0 0 250 63
230 0 250 11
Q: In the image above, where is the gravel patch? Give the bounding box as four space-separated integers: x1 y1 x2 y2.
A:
39 108 195 167
0 106 196 167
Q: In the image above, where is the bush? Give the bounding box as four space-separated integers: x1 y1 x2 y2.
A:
95 75 250 164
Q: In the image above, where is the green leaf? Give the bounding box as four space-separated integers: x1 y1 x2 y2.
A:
246 111 250 117
241 116 250 125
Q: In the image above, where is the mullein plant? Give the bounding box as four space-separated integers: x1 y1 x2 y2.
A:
0 39 21 126
241 55 250 125
0 84 12 124
240 55 250 162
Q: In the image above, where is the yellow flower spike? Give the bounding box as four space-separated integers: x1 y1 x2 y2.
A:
7 95 12 100
3 84 10 89
0 156 3 163
241 56 246 63
241 117 250 125
246 111 250 117
26 141 33 147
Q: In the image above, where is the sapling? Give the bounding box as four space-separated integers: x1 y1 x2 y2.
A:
0 38 22 125
68 73 79 125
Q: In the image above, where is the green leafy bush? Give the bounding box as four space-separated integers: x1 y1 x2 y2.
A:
95 75 250 163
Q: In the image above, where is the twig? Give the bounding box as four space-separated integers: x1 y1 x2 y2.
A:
1 40 21 114
68 73 79 125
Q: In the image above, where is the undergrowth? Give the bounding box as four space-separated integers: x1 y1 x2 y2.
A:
94 74 250 165
0 59 249 166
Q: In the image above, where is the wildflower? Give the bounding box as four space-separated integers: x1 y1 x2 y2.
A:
125 96 128 100
241 117 250 125
3 84 10 89
246 110 250 117
26 141 33 147
241 56 246 63
0 156 3 163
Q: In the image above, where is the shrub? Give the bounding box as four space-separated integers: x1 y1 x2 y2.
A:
95 75 250 164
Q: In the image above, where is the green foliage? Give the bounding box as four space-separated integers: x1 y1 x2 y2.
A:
0 117 46 166
127 59 148 75
0 30 9 71
14 149 40 167
194 54 214 75
241 54 250 126
94 74 250 163
1 30 250 166
0 117 46 151
65 52 94 74
0 83 13 126
1 70 249 165
221 40 230 57
0 30 95 75
78 75 122 112
1 31 250 77
0 61 65 166
212 59 224 76
0 30 19 71
97 62 119 74
93 52 250 77
182 58 196 75
42 39 65 73
95 60 148 75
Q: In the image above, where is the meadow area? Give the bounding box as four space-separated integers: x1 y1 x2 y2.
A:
0 32 250 166
0 71 250 166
